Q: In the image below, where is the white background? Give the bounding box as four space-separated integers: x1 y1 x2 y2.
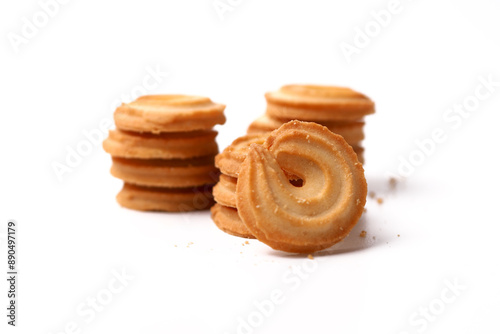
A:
1 0 500 333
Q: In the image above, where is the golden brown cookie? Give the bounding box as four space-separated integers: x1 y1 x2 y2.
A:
116 183 214 212
247 114 365 143
103 129 218 159
214 133 268 178
114 95 226 133
110 156 219 188
211 203 255 239
213 174 237 208
265 85 375 121
236 121 367 253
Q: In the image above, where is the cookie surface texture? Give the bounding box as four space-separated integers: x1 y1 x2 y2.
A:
114 95 226 133
265 85 375 121
110 156 219 188
117 183 214 212
103 129 219 159
247 114 365 143
214 133 268 177
213 174 237 208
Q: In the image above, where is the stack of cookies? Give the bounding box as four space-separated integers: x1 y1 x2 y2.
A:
247 84 375 164
103 95 226 211
212 84 374 240
212 120 368 253
212 133 267 238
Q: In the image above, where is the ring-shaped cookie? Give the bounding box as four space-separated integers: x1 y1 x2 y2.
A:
236 121 367 253
103 129 218 159
213 174 237 208
110 156 219 188
211 204 255 239
265 85 375 121
247 114 365 143
214 133 268 177
114 95 226 133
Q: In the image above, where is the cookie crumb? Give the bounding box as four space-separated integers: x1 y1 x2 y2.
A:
377 198 384 205
397 234 400 237
245 241 249 244
369 191 376 199
174 245 177 247
359 230 367 238
389 177 397 189
372 236 376 240
307 254 314 260
363 208 367 213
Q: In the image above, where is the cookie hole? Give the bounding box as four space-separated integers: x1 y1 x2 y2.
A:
283 169 304 187
289 178 304 187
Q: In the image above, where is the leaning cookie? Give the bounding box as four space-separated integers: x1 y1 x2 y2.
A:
265 85 375 121
103 129 219 159
211 203 255 239
116 183 214 212
236 121 367 253
114 95 226 133
110 156 219 188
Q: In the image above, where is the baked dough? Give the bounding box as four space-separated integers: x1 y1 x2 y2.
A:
236 121 367 253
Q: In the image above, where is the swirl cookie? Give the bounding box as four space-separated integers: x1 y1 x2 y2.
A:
247 114 365 143
103 129 218 159
110 156 219 188
236 121 367 253
214 133 268 177
211 203 255 239
265 85 375 121
213 174 237 208
114 95 226 133
116 183 214 212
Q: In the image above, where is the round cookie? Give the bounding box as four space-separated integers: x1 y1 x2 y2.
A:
247 114 365 143
265 85 375 121
215 133 268 177
116 183 214 212
236 121 367 253
110 156 220 188
211 203 255 239
213 174 237 208
103 129 218 159
114 95 226 133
